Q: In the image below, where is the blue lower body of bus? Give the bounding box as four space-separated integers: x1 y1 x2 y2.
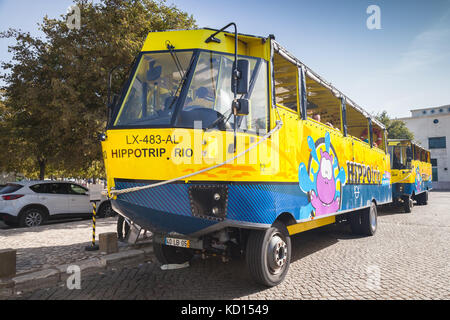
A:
392 181 432 200
111 179 392 237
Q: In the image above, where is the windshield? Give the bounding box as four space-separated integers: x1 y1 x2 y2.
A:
113 50 268 135
114 51 195 126
389 144 412 170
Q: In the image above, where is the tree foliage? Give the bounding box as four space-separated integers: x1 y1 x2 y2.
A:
0 0 196 180
375 110 414 140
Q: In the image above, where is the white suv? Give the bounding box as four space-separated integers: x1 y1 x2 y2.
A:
0 181 115 228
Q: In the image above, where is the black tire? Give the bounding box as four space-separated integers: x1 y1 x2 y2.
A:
153 242 194 265
417 191 428 205
19 207 46 228
245 222 291 287
403 196 413 213
97 201 117 218
360 202 377 236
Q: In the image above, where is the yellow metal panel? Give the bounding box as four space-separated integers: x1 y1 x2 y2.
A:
287 216 336 236
141 29 269 61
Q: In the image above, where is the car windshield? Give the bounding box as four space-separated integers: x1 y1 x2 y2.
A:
113 50 269 135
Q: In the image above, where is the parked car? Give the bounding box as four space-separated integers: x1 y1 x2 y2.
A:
0 181 116 228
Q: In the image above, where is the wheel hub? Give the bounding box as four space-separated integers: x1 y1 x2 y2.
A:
268 234 288 274
25 211 42 227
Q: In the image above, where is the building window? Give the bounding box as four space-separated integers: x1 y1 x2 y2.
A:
432 168 438 181
439 108 443 113
431 109 435 113
428 137 446 149
431 158 438 182
433 119 439 124
422 110 427 114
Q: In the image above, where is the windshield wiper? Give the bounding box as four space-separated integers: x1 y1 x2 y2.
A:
166 41 185 80
165 46 197 111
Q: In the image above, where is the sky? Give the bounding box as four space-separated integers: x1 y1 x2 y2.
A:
0 0 449 118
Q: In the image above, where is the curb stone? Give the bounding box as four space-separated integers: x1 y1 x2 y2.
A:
0 242 154 298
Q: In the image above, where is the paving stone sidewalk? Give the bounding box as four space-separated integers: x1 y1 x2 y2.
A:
0 217 141 274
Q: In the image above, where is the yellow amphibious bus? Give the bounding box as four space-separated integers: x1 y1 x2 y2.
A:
101 24 392 286
388 139 432 212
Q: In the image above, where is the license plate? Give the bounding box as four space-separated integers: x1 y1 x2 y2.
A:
165 237 190 248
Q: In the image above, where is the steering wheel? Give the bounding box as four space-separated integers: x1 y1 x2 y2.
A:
180 106 232 130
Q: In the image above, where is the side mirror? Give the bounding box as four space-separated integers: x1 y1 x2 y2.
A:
232 59 250 95
233 98 250 116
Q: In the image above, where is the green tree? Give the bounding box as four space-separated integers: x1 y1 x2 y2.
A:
375 110 414 140
0 0 196 180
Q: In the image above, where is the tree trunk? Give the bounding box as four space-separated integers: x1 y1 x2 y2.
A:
38 160 46 180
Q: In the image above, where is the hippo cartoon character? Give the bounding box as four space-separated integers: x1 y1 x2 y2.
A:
415 167 422 193
310 149 340 215
298 132 346 219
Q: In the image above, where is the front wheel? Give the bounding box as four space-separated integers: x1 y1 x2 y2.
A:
246 222 291 287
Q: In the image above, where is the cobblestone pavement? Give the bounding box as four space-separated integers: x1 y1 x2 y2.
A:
8 192 450 300
0 218 119 273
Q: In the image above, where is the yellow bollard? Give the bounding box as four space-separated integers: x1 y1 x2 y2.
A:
85 201 100 251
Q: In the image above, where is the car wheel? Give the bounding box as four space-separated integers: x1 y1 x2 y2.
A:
245 221 291 287
98 201 117 218
19 208 46 228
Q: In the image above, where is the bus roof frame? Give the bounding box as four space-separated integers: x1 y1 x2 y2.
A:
271 40 386 130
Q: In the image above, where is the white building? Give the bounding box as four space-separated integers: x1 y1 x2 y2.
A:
398 104 450 190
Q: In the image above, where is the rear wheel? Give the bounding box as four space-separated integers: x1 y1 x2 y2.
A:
360 202 377 236
19 207 46 228
246 222 291 287
417 191 428 205
153 242 194 265
97 201 117 218
349 203 377 236
349 211 363 235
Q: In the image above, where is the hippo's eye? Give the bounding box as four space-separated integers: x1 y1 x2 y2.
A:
320 158 333 180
